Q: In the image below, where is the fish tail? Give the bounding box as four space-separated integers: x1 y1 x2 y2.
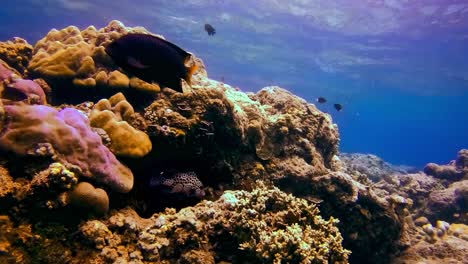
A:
186 64 199 86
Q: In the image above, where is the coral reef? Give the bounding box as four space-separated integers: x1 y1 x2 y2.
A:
90 92 151 158
0 20 441 264
372 172 444 219
0 37 33 74
393 222 468 264
340 150 468 262
294 171 409 264
0 186 349 264
0 60 47 105
255 87 340 177
424 149 468 181
68 182 109 216
27 21 171 105
142 84 340 186
425 180 468 223
0 104 133 193
339 153 417 182
85 185 349 263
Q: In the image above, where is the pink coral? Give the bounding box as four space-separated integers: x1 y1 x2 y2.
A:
0 61 13 80
1 61 46 104
0 104 133 193
3 79 46 105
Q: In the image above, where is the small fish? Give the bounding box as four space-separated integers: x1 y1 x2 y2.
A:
334 103 343 111
317 97 327 103
105 33 198 93
204 24 216 36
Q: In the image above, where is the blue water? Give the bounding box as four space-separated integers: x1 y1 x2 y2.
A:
1 0 467 167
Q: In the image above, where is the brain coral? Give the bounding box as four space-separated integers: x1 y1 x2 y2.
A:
0 104 133 193
28 21 165 95
90 92 151 158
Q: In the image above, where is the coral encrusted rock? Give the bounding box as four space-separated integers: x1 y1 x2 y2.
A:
79 185 349 264
0 104 133 193
0 37 33 74
424 149 468 181
90 92 151 158
27 20 166 104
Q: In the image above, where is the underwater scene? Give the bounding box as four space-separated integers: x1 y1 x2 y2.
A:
0 1 467 263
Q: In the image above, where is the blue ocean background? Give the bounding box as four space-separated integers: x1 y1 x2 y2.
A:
1 0 467 168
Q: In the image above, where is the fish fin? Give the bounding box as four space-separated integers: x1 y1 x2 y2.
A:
127 56 150 69
186 64 199 86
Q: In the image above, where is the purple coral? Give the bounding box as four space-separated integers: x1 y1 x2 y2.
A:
0 104 133 193
4 79 46 104
0 61 13 80
1 61 46 104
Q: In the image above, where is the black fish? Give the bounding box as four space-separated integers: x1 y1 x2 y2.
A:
105 33 198 93
334 103 343 111
317 97 326 103
204 24 216 36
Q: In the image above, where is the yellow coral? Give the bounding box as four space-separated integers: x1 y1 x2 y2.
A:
76 56 96 77
0 37 33 73
30 42 92 78
27 20 164 95
449 223 468 241
108 70 129 89
90 92 151 158
129 77 160 93
95 71 108 86
73 78 96 87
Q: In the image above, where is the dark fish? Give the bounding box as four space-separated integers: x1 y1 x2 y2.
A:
317 97 327 103
334 103 343 111
204 24 216 36
150 171 205 199
105 33 198 93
